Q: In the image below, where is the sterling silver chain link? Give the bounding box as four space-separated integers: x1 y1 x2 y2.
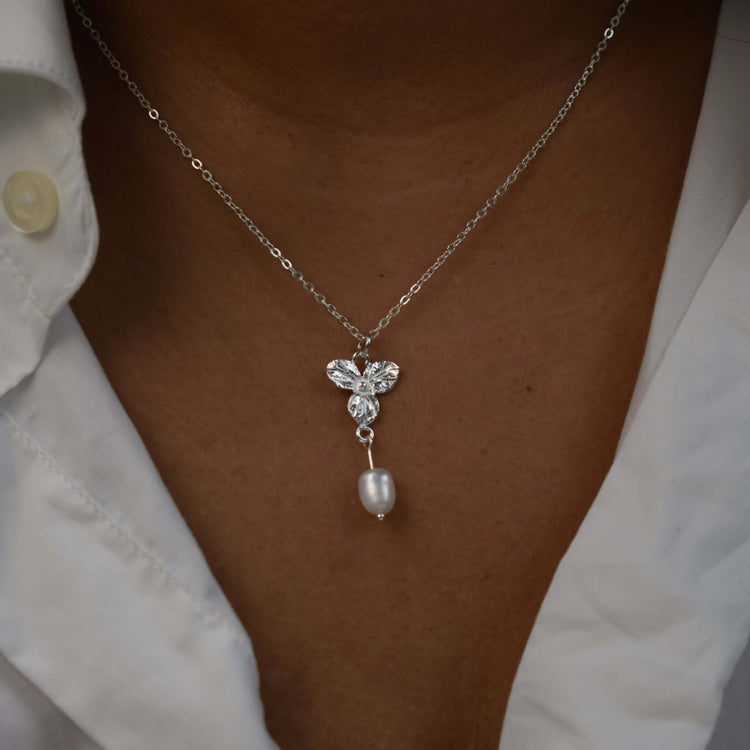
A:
70 0 631 346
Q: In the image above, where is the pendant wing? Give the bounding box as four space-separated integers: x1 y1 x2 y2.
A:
364 361 400 394
326 359 362 390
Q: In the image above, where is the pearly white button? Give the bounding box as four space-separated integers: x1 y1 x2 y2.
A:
2 171 59 234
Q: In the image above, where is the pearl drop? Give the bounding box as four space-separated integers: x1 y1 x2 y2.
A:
358 468 395 518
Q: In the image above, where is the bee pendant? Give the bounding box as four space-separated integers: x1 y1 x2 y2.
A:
326 351 399 520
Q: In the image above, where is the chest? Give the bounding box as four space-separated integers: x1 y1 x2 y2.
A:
68 21 716 747
72 210 669 750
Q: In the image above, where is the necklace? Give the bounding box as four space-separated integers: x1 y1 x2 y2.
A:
70 0 632 520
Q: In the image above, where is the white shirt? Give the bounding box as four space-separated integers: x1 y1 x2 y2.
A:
1 1 749 748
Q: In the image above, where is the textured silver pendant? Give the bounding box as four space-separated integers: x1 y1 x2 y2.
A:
326 346 399 520
326 357 399 427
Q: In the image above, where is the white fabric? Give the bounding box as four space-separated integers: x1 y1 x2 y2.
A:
620 0 750 446
0 1 749 748
0 0 95 396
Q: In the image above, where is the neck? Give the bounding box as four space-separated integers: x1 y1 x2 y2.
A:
66 0 718 296
75 0 617 132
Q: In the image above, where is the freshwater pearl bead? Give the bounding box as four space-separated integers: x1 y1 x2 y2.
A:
358 468 395 518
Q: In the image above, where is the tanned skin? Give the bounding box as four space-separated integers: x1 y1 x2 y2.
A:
66 2 721 748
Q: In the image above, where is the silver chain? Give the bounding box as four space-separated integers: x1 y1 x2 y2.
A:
70 0 631 346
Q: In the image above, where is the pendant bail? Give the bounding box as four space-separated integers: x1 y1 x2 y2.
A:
355 424 374 449
356 425 375 471
353 335 372 365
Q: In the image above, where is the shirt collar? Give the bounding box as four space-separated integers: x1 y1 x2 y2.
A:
0 0 85 117
0 0 97 398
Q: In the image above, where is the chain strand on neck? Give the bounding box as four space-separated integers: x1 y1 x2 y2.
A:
70 0 631 345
